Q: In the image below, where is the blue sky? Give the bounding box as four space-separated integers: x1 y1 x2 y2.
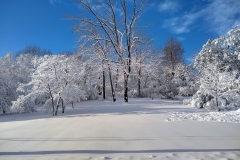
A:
0 0 239 63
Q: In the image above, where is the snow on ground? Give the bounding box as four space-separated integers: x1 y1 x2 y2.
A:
0 98 240 160
166 110 240 123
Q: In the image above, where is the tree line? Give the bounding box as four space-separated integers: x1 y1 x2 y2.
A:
0 0 239 114
0 33 198 115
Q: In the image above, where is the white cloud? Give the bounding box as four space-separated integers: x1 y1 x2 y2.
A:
204 0 240 35
163 11 203 34
49 0 61 5
158 0 180 12
162 0 240 35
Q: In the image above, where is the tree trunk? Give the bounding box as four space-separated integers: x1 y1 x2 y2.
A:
71 101 74 109
51 97 55 116
137 61 141 98
102 70 106 100
123 56 131 103
48 84 55 116
108 63 116 102
138 77 141 98
54 96 61 116
115 67 119 92
144 76 148 88
98 76 102 95
215 78 219 109
61 98 65 113
55 104 59 116
123 72 129 103
215 88 219 109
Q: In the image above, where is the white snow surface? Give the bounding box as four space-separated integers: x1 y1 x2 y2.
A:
166 110 240 123
0 98 240 160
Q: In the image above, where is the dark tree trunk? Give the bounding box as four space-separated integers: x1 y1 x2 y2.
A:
61 98 65 113
3 110 6 114
102 70 106 100
215 88 219 109
54 96 61 116
98 76 102 95
138 78 141 98
108 63 116 102
71 101 74 109
115 67 119 91
51 97 55 116
48 84 55 116
144 76 148 88
137 61 141 98
123 55 131 103
55 104 59 116
123 72 129 103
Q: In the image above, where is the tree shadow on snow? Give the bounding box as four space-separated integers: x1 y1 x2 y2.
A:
1 149 240 156
1 136 240 142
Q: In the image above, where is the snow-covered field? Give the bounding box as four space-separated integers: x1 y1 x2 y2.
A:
0 98 240 160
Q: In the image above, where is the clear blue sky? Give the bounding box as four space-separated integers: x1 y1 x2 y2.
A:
0 0 239 63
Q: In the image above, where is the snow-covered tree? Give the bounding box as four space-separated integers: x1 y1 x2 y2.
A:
162 37 184 73
16 53 40 83
11 54 87 115
72 0 147 102
187 26 240 110
16 45 52 57
128 45 162 99
0 53 22 114
175 63 199 97
152 37 198 99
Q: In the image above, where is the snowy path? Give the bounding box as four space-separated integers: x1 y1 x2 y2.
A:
0 98 240 160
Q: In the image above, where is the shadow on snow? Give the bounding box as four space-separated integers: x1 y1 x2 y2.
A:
1 149 240 155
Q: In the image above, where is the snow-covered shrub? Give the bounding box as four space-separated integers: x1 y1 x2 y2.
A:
11 95 36 113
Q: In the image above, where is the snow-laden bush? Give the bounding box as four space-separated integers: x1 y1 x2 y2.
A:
11 95 36 113
185 26 240 111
